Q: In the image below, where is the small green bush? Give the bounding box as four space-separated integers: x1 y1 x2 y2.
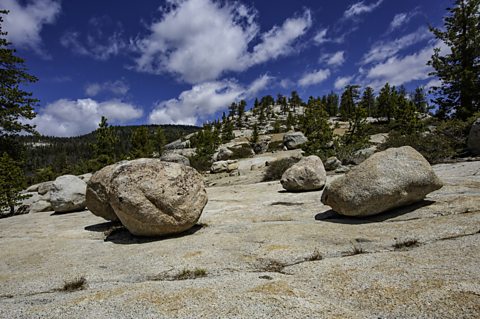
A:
229 144 253 159
62 277 87 292
174 268 208 280
262 157 300 182
189 155 212 172
267 140 284 152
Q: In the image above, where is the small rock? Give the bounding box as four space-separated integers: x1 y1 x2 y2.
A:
350 146 377 165
281 155 326 191
334 165 350 174
283 132 308 150
30 200 52 213
37 181 53 195
161 153 190 166
50 175 87 213
467 118 480 155
325 157 342 171
253 140 269 154
216 147 233 161
211 160 238 173
26 183 41 193
321 146 443 217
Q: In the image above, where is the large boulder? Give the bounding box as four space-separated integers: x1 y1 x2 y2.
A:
108 159 208 237
324 157 342 171
467 118 480 155
30 200 52 213
50 175 87 213
281 155 326 191
160 153 190 166
283 132 308 150
321 146 443 217
216 147 233 161
86 163 123 221
37 181 53 195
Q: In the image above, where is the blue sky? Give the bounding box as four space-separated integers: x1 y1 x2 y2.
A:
3 0 451 136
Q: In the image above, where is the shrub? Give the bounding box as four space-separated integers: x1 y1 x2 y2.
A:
267 140 284 152
229 144 253 159
262 157 300 182
189 155 212 172
174 268 207 280
62 277 87 292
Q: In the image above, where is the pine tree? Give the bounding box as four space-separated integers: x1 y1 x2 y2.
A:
130 126 154 158
412 87 429 114
250 123 259 144
428 0 480 119
154 127 167 156
0 152 27 215
360 87 376 117
326 92 339 117
339 85 360 120
92 116 118 164
377 83 396 122
301 101 334 160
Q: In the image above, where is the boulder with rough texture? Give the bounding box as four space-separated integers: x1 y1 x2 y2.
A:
216 147 233 161
108 159 208 237
283 132 308 150
467 118 480 155
160 153 190 166
281 155 326 191
321 146 443 216
86 163 122 221
37 181 53 195
30 200 52 213
50 175 87 213
211 160 238 173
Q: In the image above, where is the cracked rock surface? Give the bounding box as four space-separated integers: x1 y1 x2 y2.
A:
1 161 479 318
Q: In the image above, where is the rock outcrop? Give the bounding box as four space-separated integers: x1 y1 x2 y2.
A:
468 118 480 155
280 155 326 191
50 175 87 213
211 160 239 174
283 132 307 150
321 146 443 216
108 159 208 237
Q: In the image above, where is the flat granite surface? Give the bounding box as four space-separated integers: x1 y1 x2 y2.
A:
0 161 479 318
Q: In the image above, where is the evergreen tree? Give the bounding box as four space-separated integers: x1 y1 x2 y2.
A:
130 126 154 158
154 127 167 156
92 116 118 165
228 102 237 118
236 100 246 127
286 111 295 131
339 85 360 120
377 83 396 122
301 101 334 160
221 120 235 143
250 123 259 144
412 86 429 114
326 92 339 116
360 87 376 117
0 152 27 215
428 0 480 119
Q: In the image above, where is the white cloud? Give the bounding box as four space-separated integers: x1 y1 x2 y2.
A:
320 51 345 67
134 0 311 84
334 75 354 90
85 80 130 97
313 28 328 44
361 27 431 64
344 0 384 19
30 99 143 137
148 75 271 125
60 30 126 61
364 42 444 90
389 10 418 31
2 0 61 55
298 69 331 87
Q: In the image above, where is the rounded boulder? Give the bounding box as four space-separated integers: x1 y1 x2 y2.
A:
281 155 326 191
50 175 87 213
108 159 208 237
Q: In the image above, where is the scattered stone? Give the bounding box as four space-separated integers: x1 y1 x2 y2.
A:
281 155 326 191
253 140 269 154
467 118 480 155
37 181 53 195
216 147 233 161
30 200 52 213
321 146 443 217
161 153 190 166
350 146 377 165
211 160 238 173
283 132 308 150
108 159 208 237
50 175 87 213
369 133 388 145
334 165 350 174
86 163 123 221
324 157 342 171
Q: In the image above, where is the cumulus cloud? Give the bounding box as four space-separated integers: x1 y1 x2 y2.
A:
2 0 61 55
343 0 384 19
85 80 130 97
148 74 272 125
320 51 346 67
361 27 431 65
30 99 143 137
134 0 311 84
298 69 331 87
334 75 355 90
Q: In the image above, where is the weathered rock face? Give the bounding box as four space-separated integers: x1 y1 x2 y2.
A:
216 147 233 161
164 139 190 150
160 153 190 166
211 160 238 174
29 200 52 213
86 163 121 221
349 146 377 165
280 155 326 191
283 132 308 150
108 159 208 237
321 146 443 216
50 175 87 213
467 118 480 155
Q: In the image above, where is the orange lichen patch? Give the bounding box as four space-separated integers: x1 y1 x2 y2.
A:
250 281 297 297
183 250 203 258
264 244 290 252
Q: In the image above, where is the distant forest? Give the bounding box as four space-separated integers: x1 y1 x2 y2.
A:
16 124 199 184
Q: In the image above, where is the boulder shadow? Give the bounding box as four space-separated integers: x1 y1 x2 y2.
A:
315 200 436 224
84 222 205 245
50 209 88 216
